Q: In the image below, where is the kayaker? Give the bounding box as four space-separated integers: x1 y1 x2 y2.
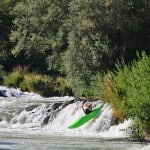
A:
82 101 92 115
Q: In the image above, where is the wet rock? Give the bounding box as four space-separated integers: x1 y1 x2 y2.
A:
51 103 62 110
25 105 39 111
43 115 50 125
0 90 7 97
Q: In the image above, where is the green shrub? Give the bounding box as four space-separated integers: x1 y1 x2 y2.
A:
0 65 5 84
101 52 150 139
4 71 24 87
4 66 27 88
19 81 28 91
90 72 125 122
24 73 55 97
3 66 73 97
125 52 150 139
55 77 73 96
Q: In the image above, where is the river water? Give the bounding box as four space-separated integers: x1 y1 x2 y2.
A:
0 131 149 150
0 86 150 150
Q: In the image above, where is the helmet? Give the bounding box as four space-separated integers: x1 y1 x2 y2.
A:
86 102 92 107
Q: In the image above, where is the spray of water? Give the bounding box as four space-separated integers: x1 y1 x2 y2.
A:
0 86 132 138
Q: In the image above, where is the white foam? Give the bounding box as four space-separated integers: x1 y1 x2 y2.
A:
0 120 9 128
0 86 133 138
99 119 133 138
141 145 150 150
0 85 42 99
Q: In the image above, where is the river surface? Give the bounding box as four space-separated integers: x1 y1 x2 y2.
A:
0 86 150 150
0 131 150 150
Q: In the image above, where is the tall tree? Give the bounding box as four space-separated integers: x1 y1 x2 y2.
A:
105 0 150 62
10 0 70 73
0 0 17 71
63 0 111 95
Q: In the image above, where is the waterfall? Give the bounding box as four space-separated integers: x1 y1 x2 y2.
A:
0 86 132 138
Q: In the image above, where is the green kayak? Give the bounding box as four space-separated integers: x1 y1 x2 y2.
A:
68 104 104 129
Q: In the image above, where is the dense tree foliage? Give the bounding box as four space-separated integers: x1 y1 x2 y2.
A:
10 0 71 73
62 0 112 95
0 0 17 71
0 0 149 77
106 0 150 62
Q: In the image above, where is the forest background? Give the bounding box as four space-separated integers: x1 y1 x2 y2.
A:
0 0 150 140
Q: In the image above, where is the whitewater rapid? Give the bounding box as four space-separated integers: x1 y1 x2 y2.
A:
0 86 132 138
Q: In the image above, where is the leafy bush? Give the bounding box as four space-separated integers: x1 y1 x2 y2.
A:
19 81 28 92
0 65 5 84
23 73 55 97
4 66 27 88
4 71 24 88
4 66 73 97
101 52 150 139
55 77 73 96
89 72 125 122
